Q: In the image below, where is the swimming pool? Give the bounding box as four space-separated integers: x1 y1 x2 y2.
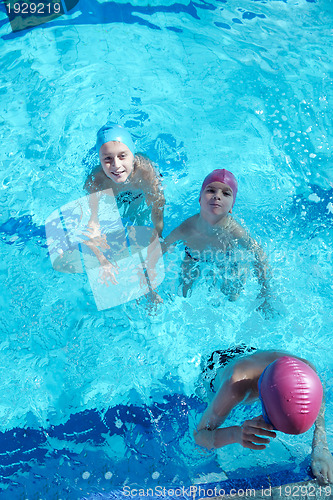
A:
0 0 332 498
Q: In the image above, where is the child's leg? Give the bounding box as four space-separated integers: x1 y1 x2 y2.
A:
221 280 244 301
179 250 200 297
218 260 247 301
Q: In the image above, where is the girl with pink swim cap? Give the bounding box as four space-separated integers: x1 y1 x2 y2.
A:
194 349 333 485
163 169 273 317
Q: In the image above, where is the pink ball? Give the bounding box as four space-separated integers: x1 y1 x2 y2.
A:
260 356 323 434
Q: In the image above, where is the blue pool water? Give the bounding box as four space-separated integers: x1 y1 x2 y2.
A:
0 0 332 498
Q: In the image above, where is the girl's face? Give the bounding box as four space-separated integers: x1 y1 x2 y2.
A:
200 182 234 217
99 141 134 183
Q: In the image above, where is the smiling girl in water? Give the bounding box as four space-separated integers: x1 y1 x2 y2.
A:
85 122 164 235
83 122 165 285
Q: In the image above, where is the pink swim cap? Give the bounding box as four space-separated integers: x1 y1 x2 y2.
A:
199 169 238 207
258 356 323 435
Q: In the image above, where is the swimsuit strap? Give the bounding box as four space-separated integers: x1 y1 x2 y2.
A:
185 246 200 262
117 190 144 203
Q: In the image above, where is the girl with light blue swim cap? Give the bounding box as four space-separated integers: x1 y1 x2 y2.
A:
85 121 165 237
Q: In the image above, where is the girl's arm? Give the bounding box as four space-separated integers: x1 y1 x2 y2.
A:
311 395 333 484
148 193 165 237
233 224 274 317
137 155 165 237
233 224 271 294
246 236 272 297
194 426 241 450
140 224 183 287
194 378 275 450
81 190 120 284
194 378 242 449
86 191 102 230
247 236 276 318
290 357 333 484
179 253 199 297
194 417 275 451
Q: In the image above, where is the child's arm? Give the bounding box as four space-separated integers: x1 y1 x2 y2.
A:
81 190 120 284
83 171 109 234
291 358 333 484
194 377 242 449
83 238 119 285
137 223 184 280
195 416 275 450
235 227 271 294
247 236 272 296
146 191 165 237
84 167 104 195
86 191 102 231
233 225 274 317
311 394 333 484
194 379 275 450
138 156 165 237
248 238 275 318
194 425 241 449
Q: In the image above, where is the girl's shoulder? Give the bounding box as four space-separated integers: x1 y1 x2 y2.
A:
132 154 162 193
134 153 156 175
228 217 249 240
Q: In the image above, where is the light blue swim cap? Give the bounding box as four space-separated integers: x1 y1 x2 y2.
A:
96 122 136 155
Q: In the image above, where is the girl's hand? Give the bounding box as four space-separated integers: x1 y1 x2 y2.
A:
311 446 333 484
82 223 110 251
86 220 101 237
238 415 276 450
98 262 119 286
